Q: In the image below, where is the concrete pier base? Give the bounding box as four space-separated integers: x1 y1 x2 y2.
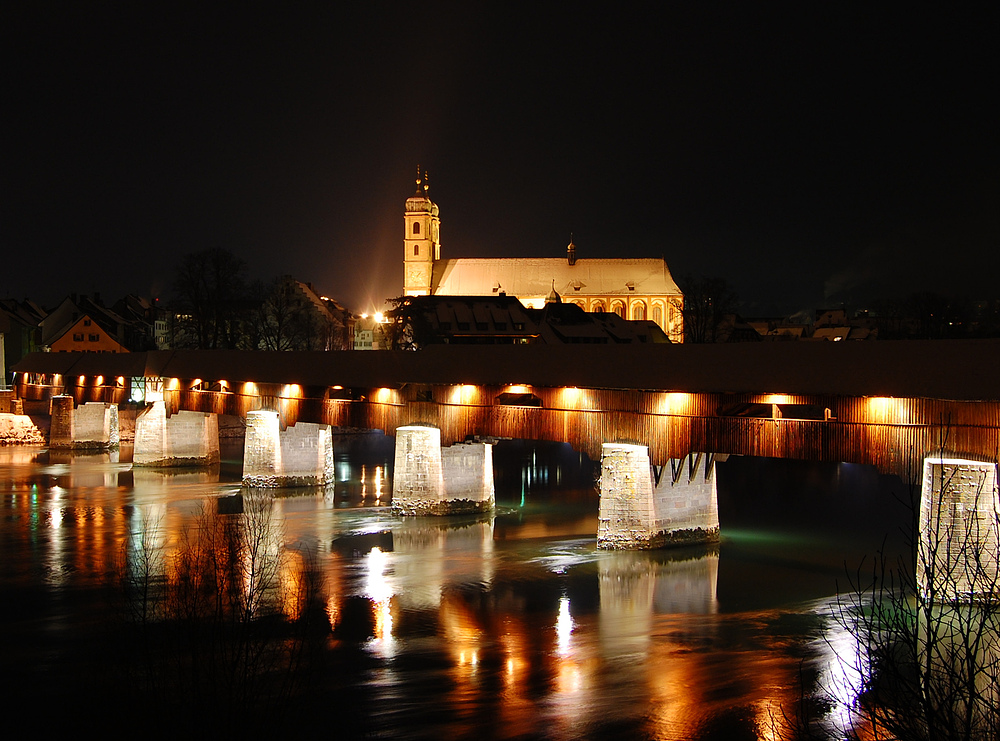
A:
133 400 219 467
242 410 334 487
0 390 23 415
598 444 720 550
49 396 119 450
918 456 1000 602
391 425 495 515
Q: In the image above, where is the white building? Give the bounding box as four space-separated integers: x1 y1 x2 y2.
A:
402 174 684 341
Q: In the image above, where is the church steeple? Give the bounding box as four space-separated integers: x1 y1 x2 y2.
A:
403 167 440 296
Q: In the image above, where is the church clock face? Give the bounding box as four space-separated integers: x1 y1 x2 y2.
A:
406 264 430 290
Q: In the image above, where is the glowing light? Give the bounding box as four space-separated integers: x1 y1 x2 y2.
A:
116 376 124 386
191 378 202 389
373 387 395 403
450 384 478 404
764 393 792 405
560 386 582 407
374 311 386 323
556 595 573 656
507 384 531 394
95 375 104 385
664 392 691 414
282 384 302 398
243 381 256 394
867 396 906 424
168 378 180 390
78 375 85 384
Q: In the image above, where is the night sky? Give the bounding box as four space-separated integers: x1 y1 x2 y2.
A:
4 4 997 316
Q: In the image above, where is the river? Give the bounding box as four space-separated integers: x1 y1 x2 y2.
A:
0 436 909 739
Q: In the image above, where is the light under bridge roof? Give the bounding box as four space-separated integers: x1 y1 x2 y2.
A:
12 340 1000 401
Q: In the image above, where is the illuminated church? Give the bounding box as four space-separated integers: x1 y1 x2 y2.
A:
403 174 685 341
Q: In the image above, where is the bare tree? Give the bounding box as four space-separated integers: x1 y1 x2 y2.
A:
116 496 326 735
796 443 1000 741
171 248 250 349
679 274 740 344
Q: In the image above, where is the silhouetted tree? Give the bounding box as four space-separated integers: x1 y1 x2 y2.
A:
680 275 740 343
171 248 250 349
117 497 326 736
384 295 434 350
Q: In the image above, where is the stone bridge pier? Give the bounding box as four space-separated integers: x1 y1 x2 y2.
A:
242 410 334 487
598 443 722 549
133 398 219 467
391 425 495 516
918 456 1000 602
49 395 119 450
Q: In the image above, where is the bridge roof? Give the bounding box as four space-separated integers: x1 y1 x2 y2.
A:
12 340 1000 401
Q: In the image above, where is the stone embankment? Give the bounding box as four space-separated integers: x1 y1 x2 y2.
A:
0 414 48 445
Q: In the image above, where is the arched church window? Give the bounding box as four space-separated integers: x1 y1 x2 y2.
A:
413 245 419 256
653 306 662 325
632 303 646 321
611 301 625 318
413 222 421 235
592 302 605 313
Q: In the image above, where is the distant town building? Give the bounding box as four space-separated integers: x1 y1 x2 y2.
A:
41 295 132 352
114 294 170 349
401 173 685 341
0 299 46 366
353 313 390 350
264 276 353 351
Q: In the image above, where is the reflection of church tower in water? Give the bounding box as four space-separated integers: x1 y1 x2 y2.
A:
403 169 440 296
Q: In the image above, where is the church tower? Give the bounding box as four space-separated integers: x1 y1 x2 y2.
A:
403 169 440 296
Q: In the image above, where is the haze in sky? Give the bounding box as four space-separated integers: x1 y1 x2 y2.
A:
4 4 996 316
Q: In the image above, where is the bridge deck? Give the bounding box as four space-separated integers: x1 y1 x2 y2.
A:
12 341 1000 480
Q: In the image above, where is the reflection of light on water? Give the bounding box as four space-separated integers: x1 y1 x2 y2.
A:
442 595 483 683
50 487 64 528
366 547 395 654
502 630 527 693
812 598 869 738
751 698 785 741
557 596 573 656
374 598 393 642
556 661 583 695
360 464 367 498
548 596 591 739
374 465 384 500
325 595 340 630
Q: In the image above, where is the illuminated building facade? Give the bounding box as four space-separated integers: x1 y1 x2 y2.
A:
403 174 685 341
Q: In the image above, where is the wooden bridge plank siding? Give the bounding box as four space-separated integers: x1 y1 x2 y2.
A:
12 344 1000 480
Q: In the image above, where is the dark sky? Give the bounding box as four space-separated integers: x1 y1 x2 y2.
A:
3 3 997 316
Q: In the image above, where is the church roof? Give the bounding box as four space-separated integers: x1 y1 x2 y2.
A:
431 257 682 298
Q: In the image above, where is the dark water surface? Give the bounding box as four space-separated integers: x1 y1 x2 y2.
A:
0 438 910 739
